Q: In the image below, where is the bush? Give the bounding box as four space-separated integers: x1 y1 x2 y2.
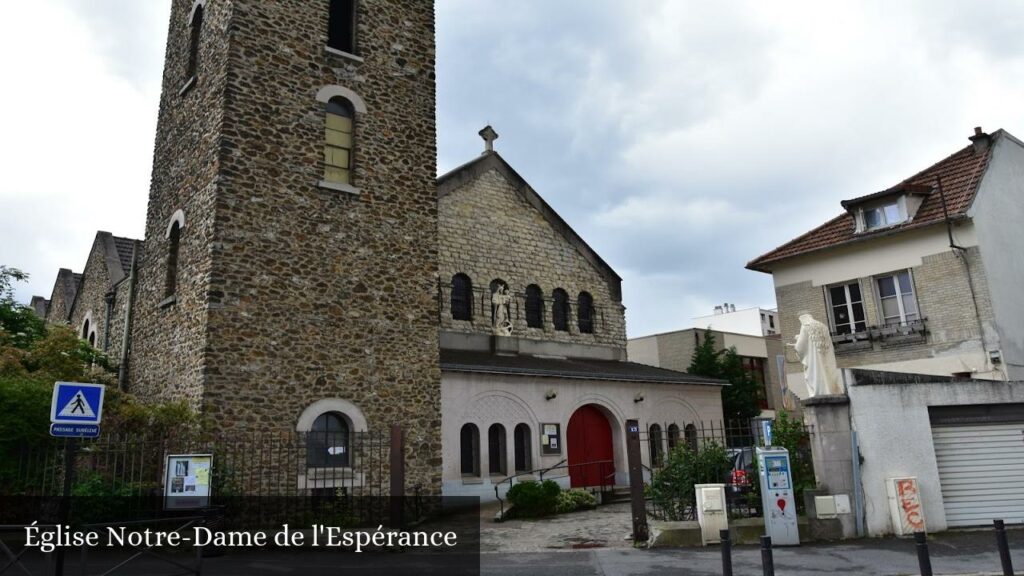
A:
646 442 732 521
506 480 561 517
555 489 597 514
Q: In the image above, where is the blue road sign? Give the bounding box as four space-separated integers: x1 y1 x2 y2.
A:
50 423 100 438
51 382 105 425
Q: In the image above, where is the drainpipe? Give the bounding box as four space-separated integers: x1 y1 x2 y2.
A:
117 241 140 391
936 176 992 377
102 291 115 352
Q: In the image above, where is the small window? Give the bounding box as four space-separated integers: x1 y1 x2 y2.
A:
488 424 507 476
166 221 181 298
81 319 91 340
525 285 544 329
827 281 866 334
88 332 96 347
684 424 699 452
324 98 355 185
876 270 919 325
186 4 203 80
577 291 594 334
863 201 903 230
667 424 680 452
649 424 664 467
327 0 356 54
514 423 532 473
460 424 480 477
552 288 570 332
307 412 350 468
769 315 775 329
451 274 473 321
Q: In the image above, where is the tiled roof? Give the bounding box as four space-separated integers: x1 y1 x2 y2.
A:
440 349 727 386
747 132 997 271
112 236 139 275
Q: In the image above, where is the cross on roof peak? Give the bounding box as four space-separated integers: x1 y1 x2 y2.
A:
479 125 498 154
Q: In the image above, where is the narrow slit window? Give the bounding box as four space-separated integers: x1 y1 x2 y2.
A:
552 288 570 332
460 424 480 476
186 4 204 80
324 97 355 185
577 291 594 334
525 284 544 329
451 274 473 321
166 221 181 297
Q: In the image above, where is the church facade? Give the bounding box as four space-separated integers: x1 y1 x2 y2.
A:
35 0 725 500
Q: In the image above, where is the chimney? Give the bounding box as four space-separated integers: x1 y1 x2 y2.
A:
969 126 990 155
714 305 723 315
730 304 736 313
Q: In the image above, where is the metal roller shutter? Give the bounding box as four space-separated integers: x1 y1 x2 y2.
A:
931 422 1024 527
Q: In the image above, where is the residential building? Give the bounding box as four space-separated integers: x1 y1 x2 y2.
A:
692 304 779 337
748 127 1024 395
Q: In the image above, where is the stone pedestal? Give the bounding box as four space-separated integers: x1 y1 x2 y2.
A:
802 394 858 539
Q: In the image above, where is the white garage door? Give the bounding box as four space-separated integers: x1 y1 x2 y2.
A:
931 422 1024 527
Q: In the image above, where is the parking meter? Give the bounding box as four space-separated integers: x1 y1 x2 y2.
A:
756 447 800 545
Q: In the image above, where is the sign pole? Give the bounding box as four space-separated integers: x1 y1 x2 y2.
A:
625 419 648 542
54 437 78 576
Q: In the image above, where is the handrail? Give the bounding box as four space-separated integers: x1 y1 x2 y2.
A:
494 459 615 519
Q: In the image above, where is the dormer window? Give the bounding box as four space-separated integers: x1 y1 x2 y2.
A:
863 201 902 230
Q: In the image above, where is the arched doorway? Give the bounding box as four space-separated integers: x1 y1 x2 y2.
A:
567 404 614 488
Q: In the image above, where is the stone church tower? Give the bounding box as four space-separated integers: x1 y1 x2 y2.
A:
129 0 441 491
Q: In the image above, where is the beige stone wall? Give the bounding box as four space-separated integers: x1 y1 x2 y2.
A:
775 246 998 384
438 168 627 350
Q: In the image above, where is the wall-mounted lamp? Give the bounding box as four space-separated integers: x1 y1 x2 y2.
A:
634 393 644 403
545 389 557 401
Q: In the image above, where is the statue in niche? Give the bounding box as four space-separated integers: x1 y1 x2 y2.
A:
789 312 845 397
491 285 513 336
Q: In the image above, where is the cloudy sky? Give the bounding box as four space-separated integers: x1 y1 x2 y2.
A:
2 1 1023 338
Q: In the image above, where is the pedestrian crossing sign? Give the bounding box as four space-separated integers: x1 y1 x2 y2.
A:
51 382 105 425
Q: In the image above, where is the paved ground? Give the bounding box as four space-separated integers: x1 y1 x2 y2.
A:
480 501 634 552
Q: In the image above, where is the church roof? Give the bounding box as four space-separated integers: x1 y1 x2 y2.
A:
440 349 727 386
747 130 1003 272
437 151 623 302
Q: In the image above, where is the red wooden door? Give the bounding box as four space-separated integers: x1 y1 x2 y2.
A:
567 405 614 487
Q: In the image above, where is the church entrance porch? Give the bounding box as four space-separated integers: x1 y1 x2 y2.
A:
567 404 615 488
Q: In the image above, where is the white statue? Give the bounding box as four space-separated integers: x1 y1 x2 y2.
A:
790 312 845 397
492 285 513 336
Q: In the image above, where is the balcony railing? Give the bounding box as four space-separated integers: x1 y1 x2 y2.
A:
437 281 609 335
831 318 927 352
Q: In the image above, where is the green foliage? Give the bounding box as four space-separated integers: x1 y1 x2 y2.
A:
555 488 597 514
646 442 732 521
506 479 561 518
0 267 46 351
687 328 763 422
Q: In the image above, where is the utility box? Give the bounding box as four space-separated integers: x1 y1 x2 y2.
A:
756 447 800 546
695 483 728 545
886 477 926 536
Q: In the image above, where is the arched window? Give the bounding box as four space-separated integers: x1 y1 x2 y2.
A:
649 424 664 468
460 423 480 476
685 424 699 453
667 424 680 452
327 0 357 54
307 412 351 468
488 424 507 476
577 291 594 334
324 97 355 185
81 319 90 340
525 285 544 329
451 274 473 321
186 3 204 80
87 331 96 347
166 221 181 297
552 288 570 332
514 423 532 472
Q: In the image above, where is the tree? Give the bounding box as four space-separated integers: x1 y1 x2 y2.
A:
688 328 762 422
0 266 46 350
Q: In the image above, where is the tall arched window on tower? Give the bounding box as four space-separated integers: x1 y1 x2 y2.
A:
327 0 357 54
649 424 664 468
525 285 544 329
514 423 532 472
577 291 594 334
324 97 355 185
552 288 570 332
166 221 181 298
460 423 480 477
451 274 473 321
488 424 507 476
81 319 90 340
186 3 204 80
307 412 351 468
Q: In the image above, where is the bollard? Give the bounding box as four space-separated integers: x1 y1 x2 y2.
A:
760 535 775 576
994 519 1015 576
720 529 733 576
914 531 933 576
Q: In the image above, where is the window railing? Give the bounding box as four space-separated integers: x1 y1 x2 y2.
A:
437 281 608 335
831 317 927 351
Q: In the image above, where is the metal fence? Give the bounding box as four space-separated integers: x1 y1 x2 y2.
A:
639 418 814 521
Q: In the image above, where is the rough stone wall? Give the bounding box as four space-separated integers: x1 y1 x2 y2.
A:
128 0 229 407
775 246 996 379
68 237 114 351
438 168 627 350
182 0 442 493
44 271 75 325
